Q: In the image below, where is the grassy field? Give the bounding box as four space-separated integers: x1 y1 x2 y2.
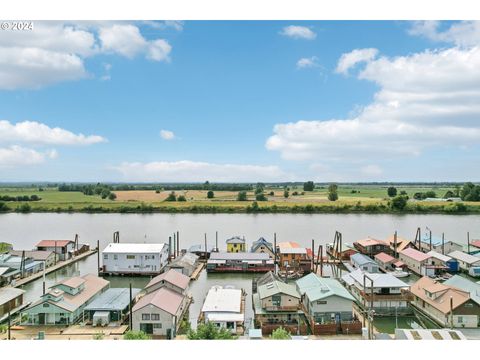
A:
0 184 477 214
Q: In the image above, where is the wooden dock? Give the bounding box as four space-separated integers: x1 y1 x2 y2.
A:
190 262 205 280
12 249 97 288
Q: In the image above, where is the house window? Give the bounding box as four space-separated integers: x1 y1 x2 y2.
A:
153 323 162 329
126 255 135 260
103 254 108 260
113 254 118 260
317 300 327 305
43 303 49 308
142 314 150 320
151 314 160 320
458 316 463 323
272 295 281 307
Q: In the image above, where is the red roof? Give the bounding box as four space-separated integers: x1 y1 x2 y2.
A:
400 247 431 262
375 252 395 263
146 269 190 290
36 240 73 248
133 287 184 316
471 240 480 248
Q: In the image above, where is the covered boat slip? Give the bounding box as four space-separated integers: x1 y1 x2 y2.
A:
84 287 141 325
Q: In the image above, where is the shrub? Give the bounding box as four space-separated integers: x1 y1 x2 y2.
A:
177 195 187 202
123 330 151 340
207 190 214 199
237 191 248 201
270 327 291 340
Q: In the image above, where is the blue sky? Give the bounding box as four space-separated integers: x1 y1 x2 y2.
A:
0 20 479 182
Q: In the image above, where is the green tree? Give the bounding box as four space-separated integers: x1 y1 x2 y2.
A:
387 186 397 197
108 192 117 201
303 181 315 192
0 201 9 212
16 203 31 213
424 190 436 198
207 190 214 199
187 322 236 340
165 191 177 201
327 183 338 201
270 327 291 340
461 182 480 201
284 189 289 198
237 191 248 201
177 195 187 202
123 330 151 340
255 183 265 195
100 189 110 199
256 193 267 201
443 190 455 198
390 195 408 210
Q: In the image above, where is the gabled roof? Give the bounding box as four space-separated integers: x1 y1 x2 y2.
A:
444 275 480 306
448 251 480 265
85 287 141 311
426 251 452 263
351 253 377 266
471 240 480 249
56 277 86 289
411 276 471 314
385 234 416 252
0 287 25 305
145 269 190 291
201 286 242 313
296 273 354 302
278 247 307 255
251 237 273 253
258 280 300 299
256 271 283 287
226 236 245 244
277 241 300 248
36 240 73 248
132 287 184 316
400 247 431 262
9 250 54 261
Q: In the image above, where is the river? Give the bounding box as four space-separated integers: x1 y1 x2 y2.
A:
1 213 479 331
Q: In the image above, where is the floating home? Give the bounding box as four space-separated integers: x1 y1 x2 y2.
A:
296 273 360 335
206 252 274 273
350 253 380 273
374 252 407 272
448 251 480 274
426 251 459 273
342 269 412 315
0 253 44 283
385 234 419 254
250 237 275 258
101 243 169 275
252 279 305 335
399 248 434 276
84 287 141 326
326 242 357 260
420 235 463 254
277 244 311 274
23 274 109 325
444 275 480 306
144 269 190 295
132 287 189 338
226 236 246 253
200 285 245 335
410 276 480 328
164 252 199 277
353 238 391 257
0 287 25 322
35 240 75 261
188 244 215 260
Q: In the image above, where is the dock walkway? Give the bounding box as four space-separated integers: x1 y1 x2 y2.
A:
12 249 97 288
190 262 205 280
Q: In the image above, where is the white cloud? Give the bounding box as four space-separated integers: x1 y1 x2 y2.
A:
408 20 480 47
0 21 172 90
114 160 287 182
267 45 480 170
0 145 57 167
335 48 378 75
144 21 184 32
360 164 383 177
160 129 175 140
280 26 316 40
0 120 107 145
296 56 319 69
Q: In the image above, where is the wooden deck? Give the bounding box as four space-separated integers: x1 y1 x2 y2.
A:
190 262 205 280
12 249 97 288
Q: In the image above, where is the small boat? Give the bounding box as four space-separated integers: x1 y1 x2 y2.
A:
390 267 410 278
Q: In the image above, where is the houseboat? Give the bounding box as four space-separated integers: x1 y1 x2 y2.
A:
206 252 274 273
353 237 391 257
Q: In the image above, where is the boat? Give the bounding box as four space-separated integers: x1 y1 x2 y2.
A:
389 267 410 278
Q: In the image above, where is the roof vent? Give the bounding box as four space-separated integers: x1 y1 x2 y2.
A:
266 283 274 289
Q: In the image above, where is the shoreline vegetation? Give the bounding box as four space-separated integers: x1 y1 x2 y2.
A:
0 182 479 215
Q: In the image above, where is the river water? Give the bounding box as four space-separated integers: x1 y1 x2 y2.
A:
1 213 479 331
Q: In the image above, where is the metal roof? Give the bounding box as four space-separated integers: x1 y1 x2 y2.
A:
400 247 431 262
36 240 73 248
448 251 480 265
206 313 244 322
226 236 245 244
103 243 167 254
296 273 355 302
145 269 190 290
278 247 307 254
342 269 410 289
351 253 377 266
0 287 25 305
201 286 242 313
132 287 184 316
426 250 453 263
251 237 273 253
257 280 300 299
444 275 480 306
85 287 141 311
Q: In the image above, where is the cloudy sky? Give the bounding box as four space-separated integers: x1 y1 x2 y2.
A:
1 20 479 182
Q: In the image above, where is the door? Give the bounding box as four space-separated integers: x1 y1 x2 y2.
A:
140 323 154 334
39 313 46 325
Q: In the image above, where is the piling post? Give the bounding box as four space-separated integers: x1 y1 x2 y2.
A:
7 310 11 340
339 232 342 259
450 296 454 329
42 260 46 295
215 231 218 251
204 233 207 259
54 241 57 265
319 245 323 277
274 233 277 274
129 282 133 330
97 240 100 276
442 233 445 255
173 233 176 259
394 231 397 258
468 232 470 254
177 231 180 257
429 230 432 251
311 239 315 272
168 236 172 259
